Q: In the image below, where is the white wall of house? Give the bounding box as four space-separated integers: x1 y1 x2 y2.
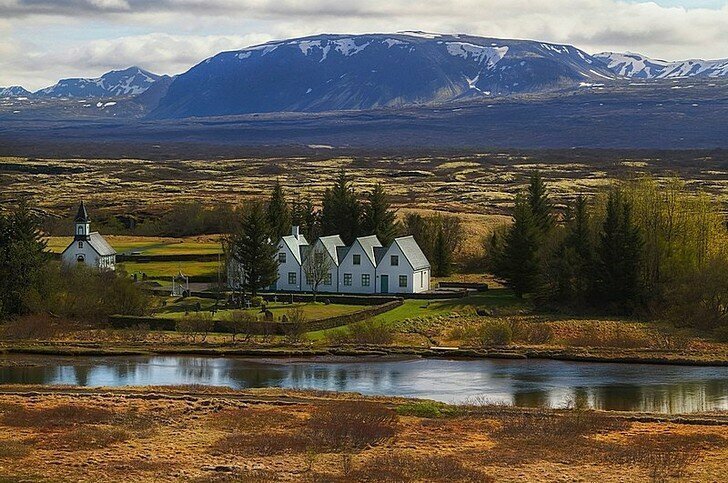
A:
301 238 339 293
276 240 304 291
374 243 429 294
338 240 377 294
61 240 108 269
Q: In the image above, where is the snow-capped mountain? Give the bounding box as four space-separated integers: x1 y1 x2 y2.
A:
0 86 33 98
151 32 615 118
36 66 161 98
594 52 728 79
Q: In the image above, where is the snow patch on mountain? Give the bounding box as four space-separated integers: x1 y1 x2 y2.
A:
595 52 728 79
445 42 508 66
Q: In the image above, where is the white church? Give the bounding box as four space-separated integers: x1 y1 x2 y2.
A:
60 201 117 270
229 226 431 294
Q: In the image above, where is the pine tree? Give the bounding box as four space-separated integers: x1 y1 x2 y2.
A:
527 171 555 235
291 198 320 241
495 195 541 298
0 202 49 318
321 170 361 244
229 203 279 296
361 183 399 246
432 227 453 277
596 191 643 313
266 179 291 241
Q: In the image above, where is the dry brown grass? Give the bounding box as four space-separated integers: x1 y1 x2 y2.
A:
349 452 493 482
0 402 114 427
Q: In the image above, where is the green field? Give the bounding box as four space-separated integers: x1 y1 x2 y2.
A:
118 260 221 279
45 236 222 255
156 297 363 321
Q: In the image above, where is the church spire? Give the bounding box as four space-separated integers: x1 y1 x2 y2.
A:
74 201 89 223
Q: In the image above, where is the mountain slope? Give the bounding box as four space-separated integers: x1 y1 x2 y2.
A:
36 67 161 98
0 86 33 98
151 32 615 119
594 52 728 79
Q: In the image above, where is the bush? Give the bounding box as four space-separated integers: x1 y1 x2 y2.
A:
327 320 394 345
220 310 258 342
396 401 459 418
351 452 492 482
282 306 307 343
307 401 397 451
250 296 263 308
478 320 513 347
176 313 215 343
508 318 553 345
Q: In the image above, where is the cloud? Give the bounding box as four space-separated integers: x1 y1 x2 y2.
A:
0 0 727 89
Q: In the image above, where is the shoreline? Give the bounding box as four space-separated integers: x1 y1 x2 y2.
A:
2 342 727 367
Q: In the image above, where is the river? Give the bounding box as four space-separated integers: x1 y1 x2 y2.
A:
1 355 727 414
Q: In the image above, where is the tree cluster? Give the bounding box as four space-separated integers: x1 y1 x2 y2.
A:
489 173 728 330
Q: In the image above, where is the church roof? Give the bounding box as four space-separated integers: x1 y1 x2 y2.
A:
87 232 116 256
74 201 89 222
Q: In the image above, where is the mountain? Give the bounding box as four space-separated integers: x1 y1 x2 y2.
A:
0 86 33 98
594 52 728 79
36 66 161 98
131 75 175 110
150 32 615 119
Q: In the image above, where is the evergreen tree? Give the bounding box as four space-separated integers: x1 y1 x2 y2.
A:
229 203 279 296
291 198 320 241
361 183 399 246
596 191 643 313
266 180 291 242
320 170 361 244
0 202 49 318
432 227 453 277
527 171 555 235
495 195 541 298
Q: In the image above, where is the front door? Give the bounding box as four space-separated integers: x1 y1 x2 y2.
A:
380 275 388 293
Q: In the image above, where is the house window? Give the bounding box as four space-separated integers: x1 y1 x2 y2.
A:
353 254 361 265
78 241 83 248
288 272 297 285
399 275 408 288
305 274 312 285
343 273 352 286
324 273 332 285
361 274 370 286
278 252 286 263
391 255 399 266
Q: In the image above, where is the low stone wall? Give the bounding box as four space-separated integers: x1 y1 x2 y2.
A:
108 299 403 335
438 281 489 291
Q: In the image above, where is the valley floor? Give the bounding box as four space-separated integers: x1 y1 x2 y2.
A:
0 386 726 482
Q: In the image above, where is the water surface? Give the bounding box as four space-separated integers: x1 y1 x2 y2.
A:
1 355 727 414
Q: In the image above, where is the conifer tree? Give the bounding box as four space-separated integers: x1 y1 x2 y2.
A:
527 171 555 235
361 183 399 246
495 195 541 298
432 227 453 277
229 203 279 296
266 180 291 241
291 198 320 241
596 190 643 312
320 170 361 244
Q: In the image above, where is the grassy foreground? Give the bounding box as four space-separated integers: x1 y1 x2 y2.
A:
0 386 725 482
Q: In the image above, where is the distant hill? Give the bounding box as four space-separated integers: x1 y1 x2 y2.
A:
150 32 618 118
35 66 160 98
594 52 728 79
0 86 33 98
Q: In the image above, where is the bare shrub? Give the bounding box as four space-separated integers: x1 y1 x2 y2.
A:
207 407 300 433
176 313 215 343
210 431 308 457
327 320 394 345
507 318 553 344
220 310 258 342
558 321 652 348
307 400 397 451
351 452 492 482
0 314 77 340
477 319 513 347
0 403 114 428
282 306 308 344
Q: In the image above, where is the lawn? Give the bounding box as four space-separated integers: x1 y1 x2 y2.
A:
118 260 220 279
155 297 363 321
44 235 222 255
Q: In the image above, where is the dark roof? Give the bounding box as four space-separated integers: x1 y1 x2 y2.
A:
355 235 383 265
88 232 116 256
74 201 89 222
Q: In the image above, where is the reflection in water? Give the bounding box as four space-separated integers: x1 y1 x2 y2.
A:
1 355 727 414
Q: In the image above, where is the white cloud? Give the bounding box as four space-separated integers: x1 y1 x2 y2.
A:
0 0 727 89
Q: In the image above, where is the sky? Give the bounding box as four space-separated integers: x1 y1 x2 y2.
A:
1 0 727 90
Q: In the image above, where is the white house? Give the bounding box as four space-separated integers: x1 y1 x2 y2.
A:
60 201 116 270
337 235 382 294
374 236 430 294
275 226 309 291
302 235 345 292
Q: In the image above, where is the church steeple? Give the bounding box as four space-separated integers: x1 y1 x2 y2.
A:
74 201 90 240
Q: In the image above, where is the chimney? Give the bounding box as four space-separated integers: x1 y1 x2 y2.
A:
292 225 300 239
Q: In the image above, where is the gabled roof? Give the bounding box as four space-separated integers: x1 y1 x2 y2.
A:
316 235 346 266
393 236 430 271
336 246 349 265
354 235 382 265
74 201 89 222
374 246 388 265
88 232 116 256
281 234 309 264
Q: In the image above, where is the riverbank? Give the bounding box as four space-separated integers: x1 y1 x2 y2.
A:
2 340 728 366
0 386 726 482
